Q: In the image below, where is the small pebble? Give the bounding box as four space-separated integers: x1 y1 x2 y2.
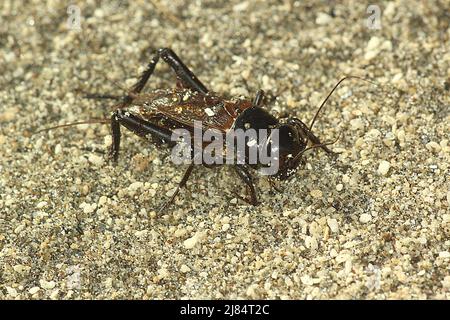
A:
327 219 339 233
29 287 40 295
180 265 191 273
88 154 104 166
310 189 323 198
350 118 364 130
0 107 17 122
443 276 450 289
36 201 47 209
128 181 143 191
364 36 381 60
184 234 200 249
158 268 169 279
39 279 56 290
377 160 390 175
305 236 318 250
232 2 248 11
104 135 112 147
316 12 332 25
54 144 62 154
6 287 18 297
360 213 372 223
426 141 441 152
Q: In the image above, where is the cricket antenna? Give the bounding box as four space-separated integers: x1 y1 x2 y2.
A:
308 76 378 132
34 118 110 135
292 132 342 163
80 68 137 103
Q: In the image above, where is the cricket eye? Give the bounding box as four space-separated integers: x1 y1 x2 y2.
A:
278 125 300 154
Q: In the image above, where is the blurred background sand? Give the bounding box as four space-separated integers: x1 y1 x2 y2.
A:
0 0 449 299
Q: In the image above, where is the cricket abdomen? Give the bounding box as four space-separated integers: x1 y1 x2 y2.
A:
128 89 253 133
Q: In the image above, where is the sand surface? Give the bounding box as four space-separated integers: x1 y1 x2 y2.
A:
0 1 449 299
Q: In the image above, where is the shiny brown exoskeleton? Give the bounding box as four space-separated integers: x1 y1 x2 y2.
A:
42 48 363 211
105 48 344 210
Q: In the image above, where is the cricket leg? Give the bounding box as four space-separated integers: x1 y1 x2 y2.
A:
128 48 209 98
157 48 209 94
252 90 265 107
158 163 195 213
109 109 174 162
84 48 208 105
233 165 258 205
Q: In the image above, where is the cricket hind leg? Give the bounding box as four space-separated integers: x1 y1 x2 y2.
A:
128 48 209 99
85 48 209 106
158 48 209 94
109 109 175 162
102 48 209 161
110 113 121 162
110 109 196 212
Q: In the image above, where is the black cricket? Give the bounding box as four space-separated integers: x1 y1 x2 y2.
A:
41 48 367 211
